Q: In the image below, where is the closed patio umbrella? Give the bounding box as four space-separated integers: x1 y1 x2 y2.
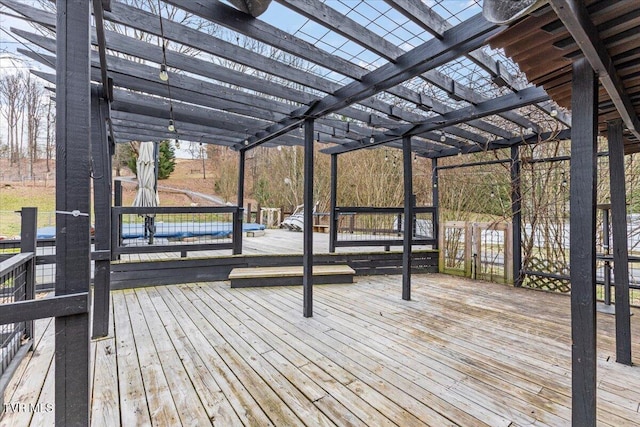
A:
133 141 159 243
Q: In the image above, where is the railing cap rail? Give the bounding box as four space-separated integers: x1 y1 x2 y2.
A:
0 252 34 277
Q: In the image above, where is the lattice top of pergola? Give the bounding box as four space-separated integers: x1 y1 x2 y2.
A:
1 0 638 157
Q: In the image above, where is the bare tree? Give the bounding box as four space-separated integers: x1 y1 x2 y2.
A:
45 97 54 172
25 74 45 178
0 72 26 169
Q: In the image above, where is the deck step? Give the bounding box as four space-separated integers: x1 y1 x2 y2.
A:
228 265 355 288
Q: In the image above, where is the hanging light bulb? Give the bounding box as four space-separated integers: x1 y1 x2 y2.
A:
159 64 169 81
440 132 446 143
243 139 249 146
550 108 558 117
370 136 375 144
167 119 175 132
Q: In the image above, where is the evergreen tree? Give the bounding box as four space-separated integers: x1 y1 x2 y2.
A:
127 140 176 180
157 141 176 180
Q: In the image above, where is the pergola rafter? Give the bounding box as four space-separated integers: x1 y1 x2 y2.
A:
3 0 565 156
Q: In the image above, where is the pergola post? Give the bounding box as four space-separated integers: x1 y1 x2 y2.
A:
20 207 37 347
90 86 112 339
402 135 413 301
570 57 598 427
235 148 245 255
431 158 439 250
55 0 91 424
607 118 632 365
511 145 523 287
329 153 338 253
303 118 314 317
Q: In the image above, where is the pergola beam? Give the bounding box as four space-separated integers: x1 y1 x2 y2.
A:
7 0 505 150
323 86 549 154
549 0 640 140
279 0 538 133
91 0 111 100
238 14 500 150
434 129 572 158
162 0 516 144
385 0 571 127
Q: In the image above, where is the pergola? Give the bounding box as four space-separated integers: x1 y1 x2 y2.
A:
1 0 640 425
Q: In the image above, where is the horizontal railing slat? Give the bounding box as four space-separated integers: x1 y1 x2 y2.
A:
0 293 89 325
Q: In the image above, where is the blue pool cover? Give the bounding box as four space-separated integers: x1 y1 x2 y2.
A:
37 222 265 239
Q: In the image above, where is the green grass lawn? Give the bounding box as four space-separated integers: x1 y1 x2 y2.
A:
0 185 56 237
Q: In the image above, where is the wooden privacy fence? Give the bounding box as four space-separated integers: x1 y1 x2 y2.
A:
439 221 513 284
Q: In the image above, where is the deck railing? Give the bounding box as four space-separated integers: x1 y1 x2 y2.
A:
111 206 244 259
0 239 56 292
0 252 35 398
331 206 437 249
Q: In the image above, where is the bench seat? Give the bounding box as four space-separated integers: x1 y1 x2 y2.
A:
228 265 355 288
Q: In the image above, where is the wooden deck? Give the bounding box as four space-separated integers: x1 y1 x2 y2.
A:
4 274 640 426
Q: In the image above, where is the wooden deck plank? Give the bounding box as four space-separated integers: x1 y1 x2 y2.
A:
310 276 639 426
91 294 119 427
123 291 181 426
207 285 400 426
145 287 243 426
134 289 212 427
28 360 54 427
265 286 520 426
112 291 152 427
228 285 469 427
5 273 640 426
1 318 55 427
157 285 273 426
175 285 310 427
3 317 52 406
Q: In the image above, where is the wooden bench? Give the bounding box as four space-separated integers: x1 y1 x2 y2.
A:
312 224 329 233
228 265 355 288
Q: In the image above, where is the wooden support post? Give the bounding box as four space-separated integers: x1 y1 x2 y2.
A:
232 208 243 255
432 158 439 250
607 119 632 365
303 118 314 317
511 145 523 286
602 208 612 305
329 153 338 253
237 149 245 209
91 87 112 339
402 136 413 301
570 57 598 427
20 207 37 344
112 179 122 261
235 149 245 255
55 0 91 424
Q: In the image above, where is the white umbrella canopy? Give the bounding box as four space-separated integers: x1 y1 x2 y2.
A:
133 141 159 208
133 141 159 244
